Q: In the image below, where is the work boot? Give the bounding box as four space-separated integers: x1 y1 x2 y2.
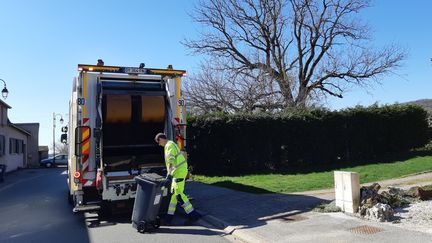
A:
187 210 202 221
161 215 174 226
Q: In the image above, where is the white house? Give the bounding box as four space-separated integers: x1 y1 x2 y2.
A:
0 99 31 172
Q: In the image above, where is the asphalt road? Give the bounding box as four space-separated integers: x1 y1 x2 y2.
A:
0 168 235 243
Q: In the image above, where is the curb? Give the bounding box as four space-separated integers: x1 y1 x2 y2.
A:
196 209 265 243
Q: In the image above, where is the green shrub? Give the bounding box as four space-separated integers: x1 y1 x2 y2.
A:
186 104 429 175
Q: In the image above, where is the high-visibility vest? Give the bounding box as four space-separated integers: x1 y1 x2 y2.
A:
164 141 188 178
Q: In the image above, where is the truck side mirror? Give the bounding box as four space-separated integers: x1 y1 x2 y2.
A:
75 126 90 157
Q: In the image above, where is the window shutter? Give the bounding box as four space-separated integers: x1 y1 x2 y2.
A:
0 135 4 156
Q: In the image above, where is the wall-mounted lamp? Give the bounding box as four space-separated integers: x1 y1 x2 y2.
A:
0 79 9 99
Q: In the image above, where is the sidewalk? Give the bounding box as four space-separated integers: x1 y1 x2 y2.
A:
189 172 432 243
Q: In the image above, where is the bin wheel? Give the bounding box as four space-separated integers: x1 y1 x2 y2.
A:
153 218 161 229
137 221 148 233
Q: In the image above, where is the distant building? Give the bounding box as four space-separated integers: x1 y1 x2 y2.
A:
15 123 40 167
39 146 49 160
0 99 34 172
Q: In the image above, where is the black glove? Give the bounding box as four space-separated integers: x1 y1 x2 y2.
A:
162 175 172 187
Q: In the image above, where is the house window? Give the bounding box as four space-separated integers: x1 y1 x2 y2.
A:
0 135 5 156
0 107 3 126
15 139 20 153
8 138 24 154
9 138 15 154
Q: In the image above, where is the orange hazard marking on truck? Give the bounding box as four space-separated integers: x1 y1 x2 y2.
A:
81 124 90 155
82 141 90 154
81 118 91 185
82 128 90 140
177 138 183 150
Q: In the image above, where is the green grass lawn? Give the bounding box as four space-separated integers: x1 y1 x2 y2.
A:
193 155 432 194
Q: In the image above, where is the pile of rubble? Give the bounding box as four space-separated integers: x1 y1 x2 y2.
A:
358 183 432 222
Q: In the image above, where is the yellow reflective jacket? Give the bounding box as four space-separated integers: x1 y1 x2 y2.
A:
164 140 188 178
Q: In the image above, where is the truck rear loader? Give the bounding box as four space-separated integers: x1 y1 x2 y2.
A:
66 61 187 214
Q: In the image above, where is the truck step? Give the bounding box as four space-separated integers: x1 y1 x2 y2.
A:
73 204 101 213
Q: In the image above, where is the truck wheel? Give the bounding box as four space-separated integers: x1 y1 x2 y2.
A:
98 202 112 219
67 190 73 205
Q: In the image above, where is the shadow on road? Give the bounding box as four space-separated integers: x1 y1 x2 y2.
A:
85 212 132 228
0 168 231 243
210 181 274 194
189 181 330 231
155 226 222 236
0 168 91 243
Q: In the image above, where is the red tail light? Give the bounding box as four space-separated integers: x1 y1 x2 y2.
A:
96 171 102 190
73 171 81 179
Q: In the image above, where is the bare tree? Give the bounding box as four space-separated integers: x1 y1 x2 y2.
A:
184 0 405 108
185 59 284 113
53 139 68 155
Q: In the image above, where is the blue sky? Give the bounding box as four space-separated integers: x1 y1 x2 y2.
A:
0 0 431 149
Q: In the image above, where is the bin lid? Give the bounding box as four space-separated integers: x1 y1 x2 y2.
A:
137 173 164 183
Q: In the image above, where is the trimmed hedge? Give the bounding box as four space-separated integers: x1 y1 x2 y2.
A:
186 104 430 176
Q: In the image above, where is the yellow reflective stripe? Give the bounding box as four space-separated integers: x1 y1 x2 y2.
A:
182 201 194 214
149 69 185 76
185 206 194 214
181 201 191 208
174 160 187 170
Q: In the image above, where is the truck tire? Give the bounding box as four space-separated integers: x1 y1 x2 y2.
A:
98 202 112 219
67 190 73 205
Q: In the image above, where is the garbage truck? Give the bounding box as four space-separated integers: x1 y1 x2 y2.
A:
66 61 187 214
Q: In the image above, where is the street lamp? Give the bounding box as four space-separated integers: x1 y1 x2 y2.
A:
53 113 64 164
0 79 9 99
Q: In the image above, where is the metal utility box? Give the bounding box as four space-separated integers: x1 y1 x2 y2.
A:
334 171 360 213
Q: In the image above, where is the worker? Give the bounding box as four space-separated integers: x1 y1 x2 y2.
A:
155 133 201 225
